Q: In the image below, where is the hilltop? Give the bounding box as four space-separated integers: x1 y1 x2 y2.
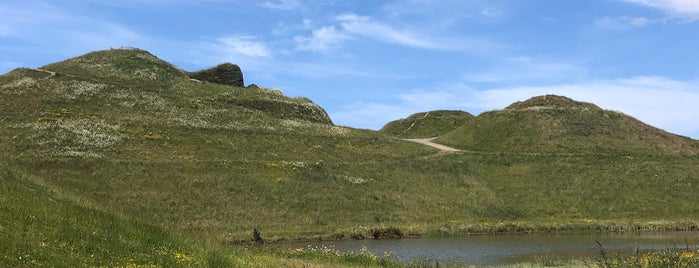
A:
41 48 189 87
2 49 699 267
436 95 699 155
380 110 474 138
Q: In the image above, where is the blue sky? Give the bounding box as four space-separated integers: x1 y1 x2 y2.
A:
2 0 699 138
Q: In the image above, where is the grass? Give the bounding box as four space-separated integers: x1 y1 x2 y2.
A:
2 49 699 267
0 164 209 267
437 95 699 155
586 242 699 268
380 110 474 138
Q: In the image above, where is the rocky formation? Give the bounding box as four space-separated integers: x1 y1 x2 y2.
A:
189 63 244 87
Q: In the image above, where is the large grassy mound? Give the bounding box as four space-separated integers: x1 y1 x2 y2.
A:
0 48 437 240
380 110 474 138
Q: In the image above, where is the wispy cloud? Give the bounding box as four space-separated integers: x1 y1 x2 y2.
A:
214 36 272 57
336 13 437 49
335 13 490 51
382 0 506 23
294 25 350 52
595 16 651 30
330 76 699 139
293 13 498 53
261 0 302 10
622 0 699 19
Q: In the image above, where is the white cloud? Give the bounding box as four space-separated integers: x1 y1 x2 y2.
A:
595 16 650 29
330 76 699 139
623 0 699 19
215 36 272 57
294 25 350 52
382 0 506 22
336 13 447 50
334 13 494 51
262 0 302 10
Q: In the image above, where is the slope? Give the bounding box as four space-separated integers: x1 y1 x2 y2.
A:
0 48 445 242
437 95 699 155
380 110 474 138
0 164 213 267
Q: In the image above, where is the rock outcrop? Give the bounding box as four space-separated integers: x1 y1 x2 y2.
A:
189 63 244 87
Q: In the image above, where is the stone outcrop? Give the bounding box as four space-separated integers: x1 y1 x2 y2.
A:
189 63 244 87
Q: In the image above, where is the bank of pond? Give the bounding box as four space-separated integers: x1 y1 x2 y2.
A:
272 231 699 267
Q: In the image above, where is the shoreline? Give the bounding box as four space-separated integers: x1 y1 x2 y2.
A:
225 219 699 245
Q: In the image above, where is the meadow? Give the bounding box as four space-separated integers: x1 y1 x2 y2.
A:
1 49 698 267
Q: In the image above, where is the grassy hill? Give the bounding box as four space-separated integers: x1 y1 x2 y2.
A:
379 110 473 138
0 165 210 267
437 95 699 155
2 49 699 267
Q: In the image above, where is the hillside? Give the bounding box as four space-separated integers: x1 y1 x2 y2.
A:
0 48 436 247
2 49 699 267
437 95 699 155
380 110 474 138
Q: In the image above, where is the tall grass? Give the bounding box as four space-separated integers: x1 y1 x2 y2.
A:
586 241 699 268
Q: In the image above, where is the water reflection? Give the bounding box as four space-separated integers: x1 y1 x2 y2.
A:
284 232 699 266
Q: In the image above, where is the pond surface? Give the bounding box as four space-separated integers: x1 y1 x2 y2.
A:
284 232 699 266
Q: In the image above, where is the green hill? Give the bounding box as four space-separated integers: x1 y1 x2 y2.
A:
0 48 437 263
41 48 189 88
380 110 474 138
437 95 699 155
2 50 699 267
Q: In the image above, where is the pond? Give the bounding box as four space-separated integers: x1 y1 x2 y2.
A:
283 232 699 266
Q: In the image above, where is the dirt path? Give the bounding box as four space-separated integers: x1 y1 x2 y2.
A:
33 68 56 78
404 138 462 153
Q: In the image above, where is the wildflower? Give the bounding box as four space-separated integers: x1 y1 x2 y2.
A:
682 251 695 259
173 252 192 263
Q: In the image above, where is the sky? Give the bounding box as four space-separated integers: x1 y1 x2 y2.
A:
1 0 698 138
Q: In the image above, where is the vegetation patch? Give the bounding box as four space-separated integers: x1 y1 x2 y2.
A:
588 242 699 268
380 110 473 138
371 226 404 239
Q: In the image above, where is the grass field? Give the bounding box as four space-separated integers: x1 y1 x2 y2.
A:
2 49 699 267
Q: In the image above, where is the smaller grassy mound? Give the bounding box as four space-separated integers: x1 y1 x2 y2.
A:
438 95 699 155
380 110 473 138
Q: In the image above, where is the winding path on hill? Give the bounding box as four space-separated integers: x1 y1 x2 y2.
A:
34 68 56 78
404 138 462 153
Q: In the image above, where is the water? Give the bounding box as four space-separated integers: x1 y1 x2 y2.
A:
283 232 699 266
